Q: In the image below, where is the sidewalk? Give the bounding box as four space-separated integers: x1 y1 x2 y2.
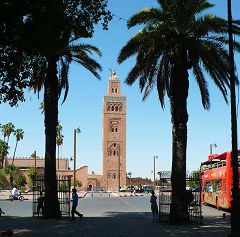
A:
0 211 230 237
0 190 87 200
0 190 231 236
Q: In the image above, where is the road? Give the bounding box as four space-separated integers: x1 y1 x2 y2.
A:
0 192 229 218
0 194 231 237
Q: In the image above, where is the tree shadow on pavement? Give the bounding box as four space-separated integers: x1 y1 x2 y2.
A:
0 212 230 237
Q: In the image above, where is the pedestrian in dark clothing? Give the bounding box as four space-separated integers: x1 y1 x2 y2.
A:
71 188 83 220
150 191 158 221
37 191 44 217
0 207 5 216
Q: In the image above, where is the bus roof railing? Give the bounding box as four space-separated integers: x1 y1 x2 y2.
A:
200 160 226 171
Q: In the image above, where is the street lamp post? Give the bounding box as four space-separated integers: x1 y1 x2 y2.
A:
73 128 81 188
210 144 217 156
227 1 240 236
153 155 158 188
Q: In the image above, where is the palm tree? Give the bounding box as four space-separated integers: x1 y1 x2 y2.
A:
2 1 111 218
118 0 240 223
0 123 15 167
0 139 9 168
1 122 15 144
56 121 64 170
12 129 24 165
4 164 19 188
32 43 102 218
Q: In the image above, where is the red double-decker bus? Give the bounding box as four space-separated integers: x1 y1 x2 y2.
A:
200 151 236 209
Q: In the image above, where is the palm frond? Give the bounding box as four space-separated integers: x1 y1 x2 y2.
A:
127 8 163 29
192 64 210 110
118 30 147 63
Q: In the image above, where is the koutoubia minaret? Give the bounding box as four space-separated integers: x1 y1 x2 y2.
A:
102 69 126 191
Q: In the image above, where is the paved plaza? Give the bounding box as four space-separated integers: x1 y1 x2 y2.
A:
0 193 231 237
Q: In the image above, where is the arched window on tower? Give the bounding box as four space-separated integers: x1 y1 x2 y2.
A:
113 173 116 179
119 106 122 112
115 106 118 111
113 150 116 156
112 88 114 93
115 88 118 93
107 105 110 111
111 106 114 111
108 173 111 179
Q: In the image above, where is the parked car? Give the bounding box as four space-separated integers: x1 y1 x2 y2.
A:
120 186 135 192
142 185 154 193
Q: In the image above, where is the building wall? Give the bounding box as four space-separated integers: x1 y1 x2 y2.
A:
6 157 69 170
126 177 153 188
102 71 126 191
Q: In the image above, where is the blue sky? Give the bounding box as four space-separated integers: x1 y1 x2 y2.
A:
0 0 239 179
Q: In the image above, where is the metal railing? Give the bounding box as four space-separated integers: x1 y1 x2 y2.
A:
32 175 71 218
158 171 202 224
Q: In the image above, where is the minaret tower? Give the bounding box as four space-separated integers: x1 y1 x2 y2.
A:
102 69 126 191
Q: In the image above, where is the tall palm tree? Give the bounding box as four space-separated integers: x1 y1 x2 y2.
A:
0 123 14 168
118 0 240 223
0 139 9 168
1 122 15 144
12 129 24 165
31 43 102 218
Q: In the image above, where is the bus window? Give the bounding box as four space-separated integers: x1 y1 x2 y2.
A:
215 180 221 192
205 182 213 192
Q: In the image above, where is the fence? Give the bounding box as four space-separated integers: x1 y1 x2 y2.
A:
158 171 202 224
32 175 71 218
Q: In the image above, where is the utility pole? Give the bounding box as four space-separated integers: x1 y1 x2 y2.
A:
227 1 240 236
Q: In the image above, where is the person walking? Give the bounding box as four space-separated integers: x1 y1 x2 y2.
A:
37 191 44 217
0 207 5 216
71 188 83 220
150 190 158 221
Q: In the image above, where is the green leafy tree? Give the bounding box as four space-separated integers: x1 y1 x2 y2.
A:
22 1 112 218
27 166 37 188
0 139 9 168
12 129 24 165
118 0 240 223
16 175 27 188
0 0 43 107
0 168 8 189
4 164 19 188
71 179 82 188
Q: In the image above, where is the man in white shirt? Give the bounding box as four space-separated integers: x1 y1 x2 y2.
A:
11 187 19 197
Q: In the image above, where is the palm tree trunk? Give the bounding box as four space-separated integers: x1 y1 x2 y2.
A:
43 57 61 218
169 62 189 224
12 141 18 165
